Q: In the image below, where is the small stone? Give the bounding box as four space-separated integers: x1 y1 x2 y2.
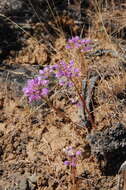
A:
19 177 28 190
27 174 38 190
28 174 37 184
28 183 36 190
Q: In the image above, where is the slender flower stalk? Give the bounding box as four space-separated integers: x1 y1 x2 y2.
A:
63 146 81 188
53 59 95 130
70 78 95 130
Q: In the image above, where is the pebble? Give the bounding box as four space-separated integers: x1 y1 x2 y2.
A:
19 177 28 190
28 174 37 184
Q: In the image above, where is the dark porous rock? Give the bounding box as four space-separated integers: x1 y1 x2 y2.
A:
0 0 23 14
0 63 46 107
0 63 39 97
0 0 91 27
87 123 126 175
0 17 22 62
0 0 33 23
0 0 67 22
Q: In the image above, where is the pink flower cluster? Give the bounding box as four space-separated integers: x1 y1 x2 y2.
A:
54 60 80 87
63 146 81 167
66 36 92 52
23 60 80 102
23 77 49 102
23 65 53 102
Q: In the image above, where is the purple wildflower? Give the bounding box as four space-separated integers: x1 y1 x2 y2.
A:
76 102 81 107
63 146 74 157
66 36 92 52
64 160 71 166
81 39 91 44
53 60 80 87
23 60 80 102
39 65 53 79
71 157 77 167
59 80 65 86
70 98 77 104
23 64 59 102
63 146 81 168
23 76 49 102
66 44 71 49
41 88 49 96
76 151 81 156
81 46 92 52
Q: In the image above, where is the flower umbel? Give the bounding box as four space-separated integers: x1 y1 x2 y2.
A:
23 76 49 102
66 36 92 52
63 146 81 168
54 60 80 87
23 61 80 102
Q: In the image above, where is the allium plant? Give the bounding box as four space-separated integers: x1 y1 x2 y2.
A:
23 77 49 102
63 146 81 188
53 60 80 87
23 60 80 102
23 37 95 131
23 65 52 102
66 36 92 52
63 146 81 168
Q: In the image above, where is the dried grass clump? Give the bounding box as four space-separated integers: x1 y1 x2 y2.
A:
96 73 126 102
95 103 118 130
15 38 48 65
87 1 126 131
94 71 126 130
89 1 126 46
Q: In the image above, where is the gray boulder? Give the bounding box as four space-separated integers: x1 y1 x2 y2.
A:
0 0 23 14
87 123 126 175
